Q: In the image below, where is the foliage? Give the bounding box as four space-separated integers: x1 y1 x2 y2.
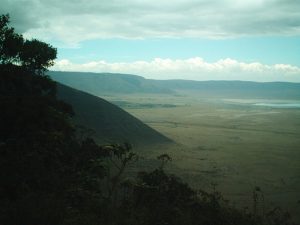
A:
157 153 172 169
20 39 57 75
0 14 24 64
0 14 56 75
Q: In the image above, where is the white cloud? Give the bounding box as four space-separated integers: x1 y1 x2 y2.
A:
1 0 300 43
52 57 300 82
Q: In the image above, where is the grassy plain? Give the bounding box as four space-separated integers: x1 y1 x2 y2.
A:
105 92 300 221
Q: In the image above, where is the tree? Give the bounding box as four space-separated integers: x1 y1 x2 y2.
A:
0 14 24 64
0 14 78 225
0 14 56 75
157 153 172 169
20 39 57 75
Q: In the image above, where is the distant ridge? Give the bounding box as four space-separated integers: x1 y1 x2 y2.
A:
152 79 300 99
50 71 173 95
49 71 300 99
56 83 172 146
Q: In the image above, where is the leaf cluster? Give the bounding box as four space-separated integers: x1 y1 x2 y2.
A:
0 14 56 75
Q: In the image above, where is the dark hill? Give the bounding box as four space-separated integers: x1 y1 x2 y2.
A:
56 83 172 146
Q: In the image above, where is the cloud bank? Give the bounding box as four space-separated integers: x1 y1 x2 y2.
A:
1 0 300 43
52 57 300 82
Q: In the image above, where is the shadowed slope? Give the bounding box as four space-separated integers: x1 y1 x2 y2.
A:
56 83 172 146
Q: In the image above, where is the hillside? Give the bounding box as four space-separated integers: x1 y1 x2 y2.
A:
56 83 172 146
49 71 300 99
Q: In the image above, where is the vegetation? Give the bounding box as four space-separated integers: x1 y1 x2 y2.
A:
0 14 297 225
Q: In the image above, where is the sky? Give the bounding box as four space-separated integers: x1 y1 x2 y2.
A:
1 0 300 82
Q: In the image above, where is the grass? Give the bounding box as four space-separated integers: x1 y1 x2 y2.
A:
103 92 300 223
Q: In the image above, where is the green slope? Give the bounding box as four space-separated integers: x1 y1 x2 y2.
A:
56 83 172 146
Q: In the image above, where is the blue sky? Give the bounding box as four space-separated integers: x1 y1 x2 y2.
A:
2 0 300 81
57 37 300 66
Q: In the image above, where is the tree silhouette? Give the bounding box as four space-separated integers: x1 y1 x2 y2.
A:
20 39 57 75
0 14 24 64
0 14 56 75
0 14 83 225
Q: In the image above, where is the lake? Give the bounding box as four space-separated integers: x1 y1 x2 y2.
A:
254 103 300 108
